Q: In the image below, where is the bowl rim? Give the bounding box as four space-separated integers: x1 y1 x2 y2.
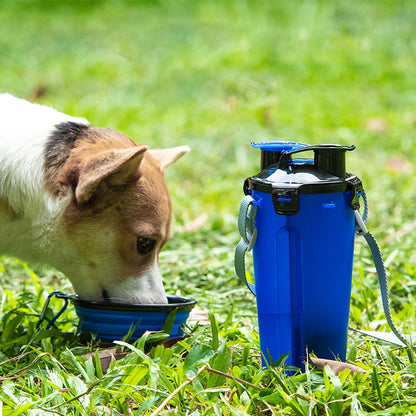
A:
56 293 197 312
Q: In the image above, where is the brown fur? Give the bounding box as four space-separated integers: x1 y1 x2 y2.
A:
43 126 182 300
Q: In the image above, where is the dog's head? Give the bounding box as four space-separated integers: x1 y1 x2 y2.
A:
46 126 189 304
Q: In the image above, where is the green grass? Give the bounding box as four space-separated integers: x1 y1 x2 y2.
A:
1 0 416 414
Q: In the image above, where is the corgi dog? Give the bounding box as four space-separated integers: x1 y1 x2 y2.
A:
0 94 189 304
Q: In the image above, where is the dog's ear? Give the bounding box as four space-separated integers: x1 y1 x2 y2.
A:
75 145 148 203
149 146 190 171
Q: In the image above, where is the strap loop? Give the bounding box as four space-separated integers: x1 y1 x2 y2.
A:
235 195 257 296
37 291 69 330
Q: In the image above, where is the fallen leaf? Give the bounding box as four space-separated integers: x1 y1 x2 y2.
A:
182 214 208 232
82 349 129 372
386 157 413 173
385 220 416 242
308 356 367 375
161 336 185 349
365 117 388 132
188 306 210 325
81 337 186 372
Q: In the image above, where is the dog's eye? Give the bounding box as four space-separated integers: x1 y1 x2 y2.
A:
136 237 156 254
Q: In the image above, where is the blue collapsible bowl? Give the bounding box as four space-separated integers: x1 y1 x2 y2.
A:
73 295 197 342
40 292 197 342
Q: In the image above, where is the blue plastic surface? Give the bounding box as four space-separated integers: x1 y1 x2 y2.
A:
75 305 192 342
251 189 355 368
251 141 308 152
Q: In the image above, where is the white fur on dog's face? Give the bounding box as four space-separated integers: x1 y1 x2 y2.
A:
0 94 189 304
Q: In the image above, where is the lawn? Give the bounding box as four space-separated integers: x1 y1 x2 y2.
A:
0 0 416 414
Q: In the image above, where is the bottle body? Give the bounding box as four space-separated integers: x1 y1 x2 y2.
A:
251 189 355 368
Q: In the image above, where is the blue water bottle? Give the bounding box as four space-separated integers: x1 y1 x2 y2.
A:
235 142 363 369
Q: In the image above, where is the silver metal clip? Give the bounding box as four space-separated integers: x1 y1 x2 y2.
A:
355 210 368 236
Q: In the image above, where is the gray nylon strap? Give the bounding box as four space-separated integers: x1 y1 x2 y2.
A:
235 195 257 295
361 187 368 224
355 189 411 346
355 210 410 346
